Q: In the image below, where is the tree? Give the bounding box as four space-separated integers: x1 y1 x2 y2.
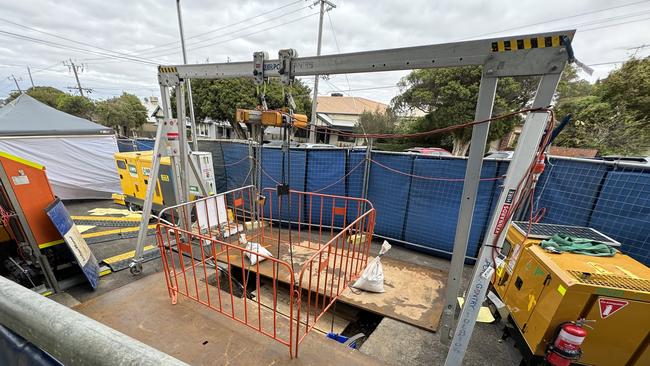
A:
356 108 398 135
57 94 95 120
392 67 537 155
95 93 147 136
6 86 66 108
554 58 650 155
182 78 312 139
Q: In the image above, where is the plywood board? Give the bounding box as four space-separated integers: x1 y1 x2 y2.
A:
341 256 446 331
75 272 381 366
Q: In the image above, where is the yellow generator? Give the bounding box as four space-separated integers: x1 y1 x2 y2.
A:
114 151 216 212
494 222 650 365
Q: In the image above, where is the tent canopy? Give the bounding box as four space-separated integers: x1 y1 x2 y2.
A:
0 94 120 199
0 94 113 136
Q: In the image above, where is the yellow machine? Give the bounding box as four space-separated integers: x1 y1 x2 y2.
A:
235 108 308 128
495 222 650 365
114 151 216 211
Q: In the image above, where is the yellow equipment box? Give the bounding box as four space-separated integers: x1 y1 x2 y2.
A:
497 223 649 366
114 151 216 212
493 222 621 298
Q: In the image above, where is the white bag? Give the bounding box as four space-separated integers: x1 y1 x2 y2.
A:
351 241 391 293
240 234 272 265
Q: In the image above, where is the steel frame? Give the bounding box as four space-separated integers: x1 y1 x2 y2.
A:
134 30 574 364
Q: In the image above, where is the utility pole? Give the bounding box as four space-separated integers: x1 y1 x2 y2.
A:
308 0 336 143
26 66 35 88
8 75 22 93
176 0 199 151
63 59 87 97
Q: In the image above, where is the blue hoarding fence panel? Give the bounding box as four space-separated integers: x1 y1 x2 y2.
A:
534 158 608 227
305 149 349 228
403 157 502 258
260 147 307 223
366 152 414 241
211 142 650 266
588 169 650 265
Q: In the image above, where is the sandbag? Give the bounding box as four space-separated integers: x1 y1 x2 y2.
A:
351 241 391 293
240 234 273 265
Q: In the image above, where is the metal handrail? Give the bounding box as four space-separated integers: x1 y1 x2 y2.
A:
0 275 188 366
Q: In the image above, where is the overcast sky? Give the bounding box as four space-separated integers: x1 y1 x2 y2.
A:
1 0 649 104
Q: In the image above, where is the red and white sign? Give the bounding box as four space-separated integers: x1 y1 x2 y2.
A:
598 297 628 319
494 204 511 235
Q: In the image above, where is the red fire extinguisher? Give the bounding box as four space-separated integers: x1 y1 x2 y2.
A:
546 319 591 366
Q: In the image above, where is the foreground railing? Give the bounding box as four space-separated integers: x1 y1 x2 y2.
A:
0 275 187 366
156 185 375 357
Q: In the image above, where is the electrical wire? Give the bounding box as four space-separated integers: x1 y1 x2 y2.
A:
0 17 165 65
104 0 305 58
459 0 650 40
147 12 320 58
129 5 314 59
0 29 159 65
305 107 551 139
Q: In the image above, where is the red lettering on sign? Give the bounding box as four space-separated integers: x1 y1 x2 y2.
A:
494 204 511 234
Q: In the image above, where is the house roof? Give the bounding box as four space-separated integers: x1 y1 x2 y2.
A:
0 94 113 136
316 96 387 115
316 113 356 130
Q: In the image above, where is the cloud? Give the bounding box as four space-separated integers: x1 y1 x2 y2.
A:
1 0 649 103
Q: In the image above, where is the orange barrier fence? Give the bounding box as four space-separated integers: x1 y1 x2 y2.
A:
156 185 375 357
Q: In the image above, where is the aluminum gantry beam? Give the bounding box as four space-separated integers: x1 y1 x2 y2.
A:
157 30 574 85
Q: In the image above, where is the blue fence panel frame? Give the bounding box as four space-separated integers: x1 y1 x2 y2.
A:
116 139 136 152
198 140 228 193
535 159 608 227
367 152 414 240
305 149 349 228
403 157 500 258
221 142 251 191
589 169 650 265
260 147 307 223
134 138 155 151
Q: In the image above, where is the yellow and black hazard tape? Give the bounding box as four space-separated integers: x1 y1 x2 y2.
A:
491 35 565 52
158 66 178 73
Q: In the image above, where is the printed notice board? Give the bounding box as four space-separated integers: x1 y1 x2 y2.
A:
45 198 99 289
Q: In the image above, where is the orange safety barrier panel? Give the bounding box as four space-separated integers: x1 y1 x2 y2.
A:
156 185 375 357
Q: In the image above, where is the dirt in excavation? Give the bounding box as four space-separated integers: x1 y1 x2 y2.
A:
339 308 383 349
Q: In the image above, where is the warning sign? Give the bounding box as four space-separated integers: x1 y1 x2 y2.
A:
598 297 628 319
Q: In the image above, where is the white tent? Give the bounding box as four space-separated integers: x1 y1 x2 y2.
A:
0 94 121 199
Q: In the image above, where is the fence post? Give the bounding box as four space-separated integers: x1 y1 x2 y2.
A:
361 140 372 201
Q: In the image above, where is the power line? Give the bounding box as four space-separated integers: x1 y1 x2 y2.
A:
0 29 160 65
116 0 305 57
137 10 320 59
580 15 650 31
0 18 165 65
460 0 650 40
127 4 313 58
